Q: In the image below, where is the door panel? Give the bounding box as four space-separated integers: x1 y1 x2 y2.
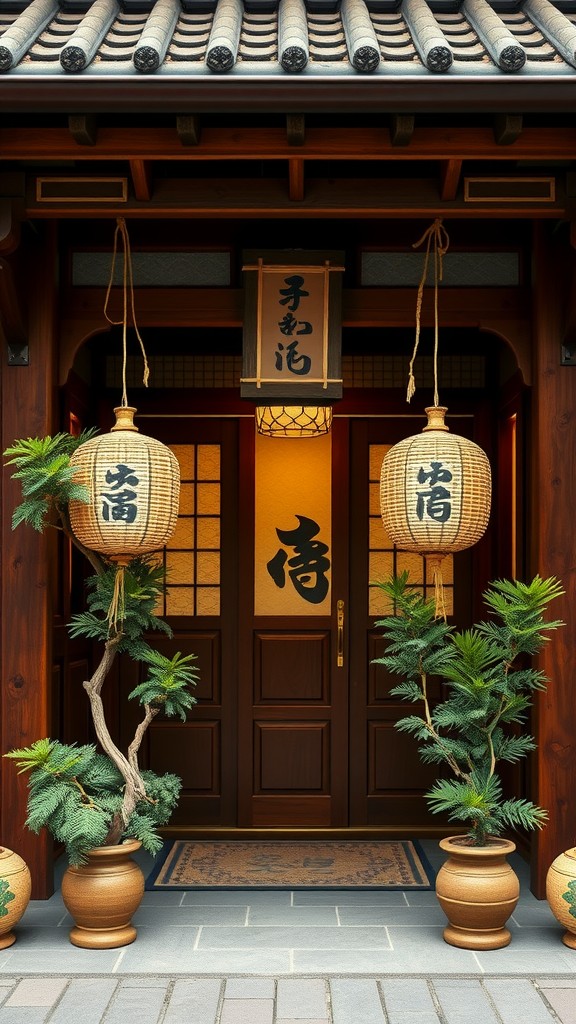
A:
255 630 330 703
118 417 238 827
238 418 349 828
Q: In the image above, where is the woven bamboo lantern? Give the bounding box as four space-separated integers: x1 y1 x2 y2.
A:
379 221 492 616
68 406 180 563
380 405 491 613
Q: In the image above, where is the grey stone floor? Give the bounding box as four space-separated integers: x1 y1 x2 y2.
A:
0 842 574 1022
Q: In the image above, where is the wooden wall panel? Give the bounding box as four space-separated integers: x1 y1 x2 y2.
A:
1 227 58 898
531 223 576 896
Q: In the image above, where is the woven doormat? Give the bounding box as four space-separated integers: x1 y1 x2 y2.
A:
146 839 435 890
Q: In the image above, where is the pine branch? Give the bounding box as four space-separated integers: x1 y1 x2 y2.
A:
373 571 564 845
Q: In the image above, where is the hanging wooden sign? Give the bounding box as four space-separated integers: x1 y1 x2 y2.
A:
241 249 344 404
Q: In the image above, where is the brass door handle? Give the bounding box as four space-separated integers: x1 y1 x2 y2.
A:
337 599 344 668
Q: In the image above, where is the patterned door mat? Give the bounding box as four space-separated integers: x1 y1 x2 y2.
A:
146 839 435 890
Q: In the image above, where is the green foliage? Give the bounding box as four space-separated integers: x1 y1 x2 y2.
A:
68 557 172 651
373 572 564 845
129 650 199 721
0 879 15 918
4 430 98 531
3 427 199 864
562 880 576 920
126 771 184 856
4 739 182 865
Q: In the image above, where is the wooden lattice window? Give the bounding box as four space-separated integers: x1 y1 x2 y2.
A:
156 444 221 616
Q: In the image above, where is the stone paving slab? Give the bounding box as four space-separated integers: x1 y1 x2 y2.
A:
162 980 222 1024
277 979 327 1018
483 979 559 1024
538 989 576 1024
331 978 387 1024
0 977 573 1023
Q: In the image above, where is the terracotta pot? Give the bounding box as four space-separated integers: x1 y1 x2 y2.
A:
61 838 144 949
436 836 519 950
546 847 576 949
0 846 31 949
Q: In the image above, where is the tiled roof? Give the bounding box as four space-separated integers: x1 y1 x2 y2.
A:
0 0 574 75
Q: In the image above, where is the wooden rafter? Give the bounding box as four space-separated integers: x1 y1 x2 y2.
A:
176 115 201 146
288 159 305 202
68 114 98 147
130 160 153 202
286 114 306 146
493 114 523 146
440 160 463 201
390 115 415 147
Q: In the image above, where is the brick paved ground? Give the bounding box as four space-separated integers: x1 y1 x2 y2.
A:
0 975 575 1024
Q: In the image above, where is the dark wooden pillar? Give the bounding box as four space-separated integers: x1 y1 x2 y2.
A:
1 223 58 898
530 222 576 897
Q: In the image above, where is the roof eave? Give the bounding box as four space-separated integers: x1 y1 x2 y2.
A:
1 74 576 114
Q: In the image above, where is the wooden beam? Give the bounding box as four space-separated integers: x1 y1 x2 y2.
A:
440 160 462 201
286 114 306 147
130 159 153 202
390 115 415 147
176 115 201 146
288 158 305 201
493 114 523 146
64 284 528 326
60 284 531 382
24 176 568 220
3 126 576 163
342 286 529 327
68 114 98 147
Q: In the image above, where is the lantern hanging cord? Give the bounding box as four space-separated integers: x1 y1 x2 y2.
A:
427 554 448 622
103 217 150 407
406 218 450 405
107 564 126 637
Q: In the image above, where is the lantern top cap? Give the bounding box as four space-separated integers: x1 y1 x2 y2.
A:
423 406 449 433
111 407 139 433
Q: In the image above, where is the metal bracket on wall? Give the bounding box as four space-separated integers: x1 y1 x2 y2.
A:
561 344 576 365
7 341 28 365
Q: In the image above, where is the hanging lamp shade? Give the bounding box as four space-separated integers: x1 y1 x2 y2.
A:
380 406 491 557
255 405 333 437
68 406 180 562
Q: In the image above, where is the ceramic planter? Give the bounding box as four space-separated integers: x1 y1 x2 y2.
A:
61 838 144 949
0 846 31 949
436 836 519 949
546 847 576 949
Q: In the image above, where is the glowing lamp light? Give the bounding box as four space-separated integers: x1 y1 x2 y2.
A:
255 405 333 438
